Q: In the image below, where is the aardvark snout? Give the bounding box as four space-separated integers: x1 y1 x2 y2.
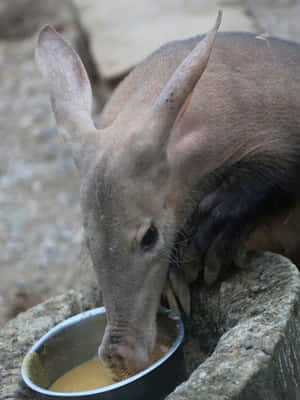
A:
99 325 153 379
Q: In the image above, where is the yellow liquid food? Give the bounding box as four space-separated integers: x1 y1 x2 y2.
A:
49 343 169 393
49 358 114 392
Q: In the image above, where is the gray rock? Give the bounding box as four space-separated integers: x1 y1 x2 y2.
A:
74 0 256 80
0 0 77 40
247 0 300 42
0 0 101 331
167 251 300 400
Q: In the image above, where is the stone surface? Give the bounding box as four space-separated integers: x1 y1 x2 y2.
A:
2 252 300 399
0 0 101 328
247 0 300 42
74 0 256 79
167 251 300 400
0 0 77 40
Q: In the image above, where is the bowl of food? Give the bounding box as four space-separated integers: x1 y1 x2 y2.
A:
21 306 185 399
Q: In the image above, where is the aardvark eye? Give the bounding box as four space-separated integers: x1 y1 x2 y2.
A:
141 223 159 251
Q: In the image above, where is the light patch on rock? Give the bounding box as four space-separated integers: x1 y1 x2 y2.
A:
74 0 256 79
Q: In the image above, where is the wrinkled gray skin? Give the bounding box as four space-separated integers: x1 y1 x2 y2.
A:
36 12 300 374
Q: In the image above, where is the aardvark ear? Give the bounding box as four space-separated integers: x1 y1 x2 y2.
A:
36 25 97 171
146 11 222 154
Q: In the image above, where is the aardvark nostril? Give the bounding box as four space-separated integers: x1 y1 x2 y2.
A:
99 339 150 378
98 324 152 377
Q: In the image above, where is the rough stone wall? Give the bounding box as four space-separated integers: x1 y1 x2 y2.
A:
167 252 300 400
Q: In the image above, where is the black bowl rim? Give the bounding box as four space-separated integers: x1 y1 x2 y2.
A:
21 306 184 397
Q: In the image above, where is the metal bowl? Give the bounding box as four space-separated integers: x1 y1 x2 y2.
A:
21 306 185 400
